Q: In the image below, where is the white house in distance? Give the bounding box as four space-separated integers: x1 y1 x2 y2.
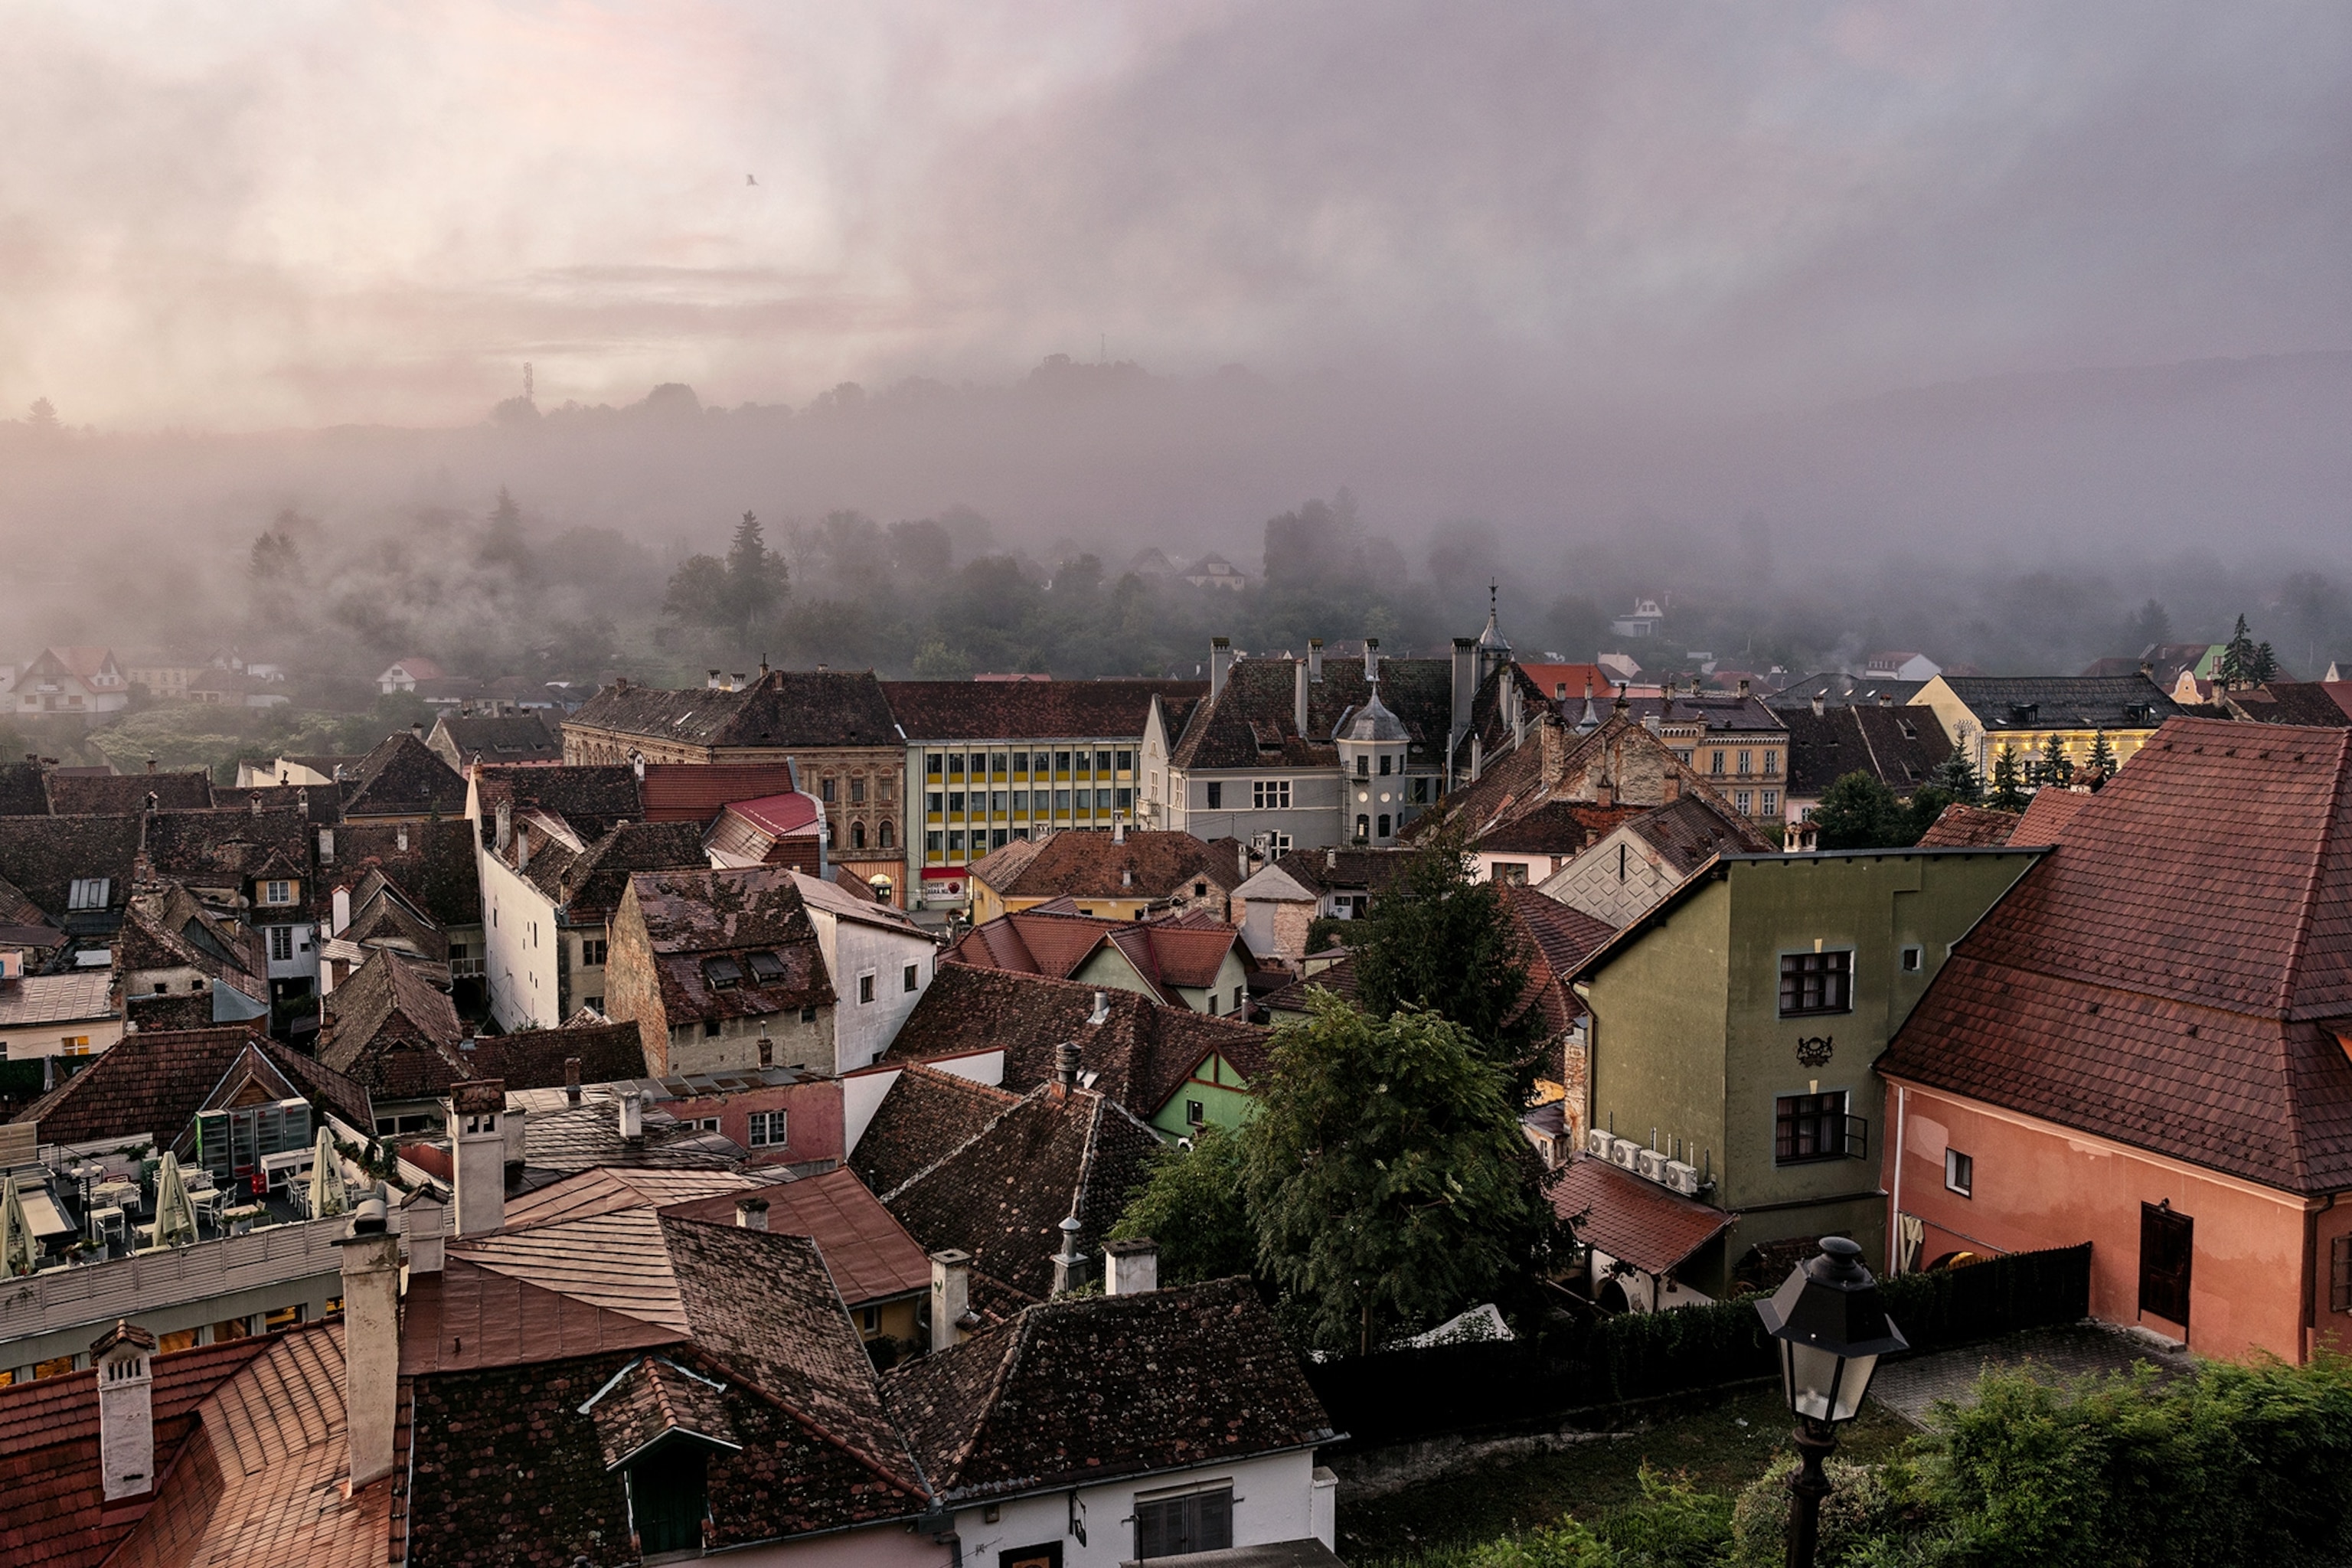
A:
787 868 937 1072
376 657 445 694
1609 599 1666 639
1864 651 1943 683
14 647 129 720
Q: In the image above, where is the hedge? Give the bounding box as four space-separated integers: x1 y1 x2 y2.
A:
1307 1243 2091 1448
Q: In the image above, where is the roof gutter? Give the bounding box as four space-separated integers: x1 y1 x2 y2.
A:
933 1434 1346 1510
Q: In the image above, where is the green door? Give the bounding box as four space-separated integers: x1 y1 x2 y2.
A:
632 1443 708 1555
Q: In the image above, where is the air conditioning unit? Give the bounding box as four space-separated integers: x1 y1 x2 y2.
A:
1607 1137 1641 1172
1662 1159 1702 1197
1635 1148 1669 1184
1586 1126 1615 1159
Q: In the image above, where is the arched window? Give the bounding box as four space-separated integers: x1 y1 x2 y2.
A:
851 821 866 850
879 821 895 848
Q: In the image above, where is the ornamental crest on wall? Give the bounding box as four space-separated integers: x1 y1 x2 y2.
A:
1795 1035 1834 1068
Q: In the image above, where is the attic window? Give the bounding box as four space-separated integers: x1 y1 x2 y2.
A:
67 877 109 911
704 956 743 989
746 951 787 983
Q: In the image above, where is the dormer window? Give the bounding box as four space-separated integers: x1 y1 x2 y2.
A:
67 877 109 910
746 951 787 984
263 880 294 906
704 956 743 989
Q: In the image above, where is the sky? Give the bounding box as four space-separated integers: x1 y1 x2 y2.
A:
5 1 2348 430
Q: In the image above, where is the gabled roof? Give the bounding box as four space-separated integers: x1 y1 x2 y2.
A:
881 1083 1163 1308
501 1167 792 1231
942 908 1246 1004
1474 799 1648 857
884 965 1268 1118
567 669 900 749
1913 803 2020 848
2011 786 2091 843
1617 691 1788 734
625 867 834 1024
969 828 1240 903
142 806 315 904
44 771 211 815
319 950 465 1096
339 731 468 818
638 762 810 822
1168 655 1452 772
0 815 139 926
1550 1155 1732 1276
1781 702 1952 795
1255 846 1413 899
12 1024 281 1147
1931 675 2182 731
884 1277 1332 1503
1881 717 2352 1194
850 1065 1024 1200
528 820 707 919
1625 795 1772 875
1764 673 1929 710
472 763 641 838
514 1099 744 1191
430 714 562 766
335 819 482 928
1504 887 1616 1041
660 1168 933 1307
2226 681 2352 728
881 679 1207 740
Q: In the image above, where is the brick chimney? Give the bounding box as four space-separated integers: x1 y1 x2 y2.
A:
929 1250 973 1352
337 1194 402 1489
93 1319 157 1501
564 1056 582 1106
447 1079 507 1237
1103 1237 1158 1296
735 1197 769 1231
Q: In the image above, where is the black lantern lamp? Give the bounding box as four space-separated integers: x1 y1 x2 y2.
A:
1755 1236 1907 1568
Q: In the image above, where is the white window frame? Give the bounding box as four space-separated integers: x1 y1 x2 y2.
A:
1253 778 1292 810
747 1110 786 1148
263 879 293 906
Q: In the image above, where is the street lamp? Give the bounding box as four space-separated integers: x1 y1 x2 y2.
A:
1755 1236 1907 1568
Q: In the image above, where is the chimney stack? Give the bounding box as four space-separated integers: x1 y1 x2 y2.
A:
1103 1237 1159 1296
631 751 645 782
93 1320 158 1501
1811 693 1825 717
448 1080 508 1237
401 1187 445 1274
735 1197 770 1231
1208 638 1233 703
1120 866 1133 887
145 756 156 775
564 1056 582 1105
1308 638 1325 681
1050 1213 1086 1296
1088 990 1110 1026
1112 817 1125 844
1053 1040 1081 1093
494 800 511 853
331 884 351 937
619 1089 645 1145
708 669 723 689
730 672 746 691
1738 678 1752 700
929 1250 973 1352
1364 637 1380 684
337 1194 402 1489
1449 636 1478 756
1293 658 1310 737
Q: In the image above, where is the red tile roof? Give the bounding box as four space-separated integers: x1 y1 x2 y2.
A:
1549 1155 1732 1276
638 763 809 822
2011 786 2091 843
1883 717 2352 1192
1915 802 2021 848
661 1168 931 1306
942 908 1246 1006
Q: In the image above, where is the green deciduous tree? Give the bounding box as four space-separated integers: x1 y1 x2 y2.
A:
1988 743 2029 812
1109 1125 1253 1287
1808 771 1913 850
1242 994 1562 1354
1348 825 1537 1099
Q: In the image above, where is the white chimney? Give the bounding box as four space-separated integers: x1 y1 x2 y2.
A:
632 751 645 782
337 1195 402 1489
318 827 335 864
736 1197 769 1231
1293 657 1310 736
448 1080 507 1236
619 1089 645 1143
331 884 351 937
1103 1237 1158 1296
1088 990 1111 1026
401 1187 445 1274
1050 1213 1086 1297
93 1319 157 1501
395 825 408 853
1307 638 1324 681
708 669 724 689
1112 817 1126 844
929 1250 972 1353
1208 637 1233 703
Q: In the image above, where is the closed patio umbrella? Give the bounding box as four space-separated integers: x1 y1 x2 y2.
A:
1 1176 34 1276
152 1153 198 1249
306 1128 346 1219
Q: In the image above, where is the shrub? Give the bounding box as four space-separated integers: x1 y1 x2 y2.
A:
1728 1453 1909 1567
1591 1465 1734 1566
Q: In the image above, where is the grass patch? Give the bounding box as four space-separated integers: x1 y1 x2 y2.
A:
1340 1382 1913 1565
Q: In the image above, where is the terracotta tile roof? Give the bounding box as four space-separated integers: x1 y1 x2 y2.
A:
881 1083 1162 1307
1882 717 2352 1192
1505 887 1615 1040
661 1168 933 1306
44 771 212 815
1549 1154 1732 1276
881 679 1207 740
969 828 1240 903
338 732 467 819
884 965 1268 1119
1782 703 1951 795
942 908 1247 1005
567 669 900 749
2011 786 2090 843
1406 713 1753 856
638 763 810 822
13 1024 267 1146
456 1208 694 1331
501 1166 792 1231
851 1064 1024 1198
627 866 835 1025
1168 656 1453 772
1262 959 1363 1014
401 1256 681 1376
720 791 818 838
1915 803 2022 848
586 1354 737 1470
319 951 465 1096
884 1277 1332 1502
335 819 481 929
1936 675 2181 732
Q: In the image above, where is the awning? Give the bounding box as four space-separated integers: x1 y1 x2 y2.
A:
1551 1155 1733 1276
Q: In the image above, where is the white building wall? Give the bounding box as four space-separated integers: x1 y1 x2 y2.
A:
479 850 560 1032
807 908 937 1073
949 1450 1321 1568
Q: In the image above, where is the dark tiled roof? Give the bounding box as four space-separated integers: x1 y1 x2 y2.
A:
882 1083 1162 1306
1937 675 2181 731
1914 803 2021 848
431 714 562 765
0 763 50 816
335 819 482 928
1474 799 1647 856
44 771 212 814
586 1354 737 1469
660 1168 933 1307
1782 704 1952 795
1261 846 1413 897
543 820 708 920
1618 692 1788 734
1881 717 2352 1193
885 965 1268 1118
2230 682 2352 728
881 679 1207 740
515 1100 744 1191
884 1277 1332 1502
1628 795 1771 875
14 1024 267 1145
567 669 900 749
209 782 343 822
626 866 835 1024
143 806 315 905
1262 959 1364 1014
970 828 1240 901
319 951 466 1096
1550 1154 1732 1275
339 731 468 818
1763 673 1928 710
1168 656 1453 772
473 763 642 838
1505 887 1615 1041
0 816 139 926
470 1021 649 1090
850 1064 1023 1198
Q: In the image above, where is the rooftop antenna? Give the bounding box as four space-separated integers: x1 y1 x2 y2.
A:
522 362 534 402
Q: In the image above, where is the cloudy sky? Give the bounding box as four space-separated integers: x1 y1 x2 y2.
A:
2 1 2347 430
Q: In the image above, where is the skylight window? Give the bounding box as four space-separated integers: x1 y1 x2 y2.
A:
746 951 787 984
703 956 743 989
67 877 109 911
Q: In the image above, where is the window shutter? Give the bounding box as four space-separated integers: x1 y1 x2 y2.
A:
1135 1498 1172 1560
1194 1488 1234 1551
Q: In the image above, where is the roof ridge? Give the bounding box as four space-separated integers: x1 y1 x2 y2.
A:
938 1306 1037 1488
876 1080 1042 1204
2280 727 2352 1018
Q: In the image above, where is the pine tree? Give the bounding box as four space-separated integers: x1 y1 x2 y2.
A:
2252 642 2281 685
2037 732 2073 789
1934 749 1984 805
1988 744 2029 812
2219 614 2259 689
722 510 789 637
478 485 531 577
2085 729 2118 787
